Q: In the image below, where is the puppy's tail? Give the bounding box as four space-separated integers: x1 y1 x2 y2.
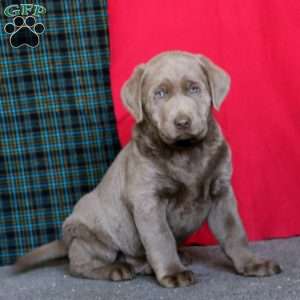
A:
13 240 67 272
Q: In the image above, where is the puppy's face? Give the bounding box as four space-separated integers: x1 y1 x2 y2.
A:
142 54 211 145
122 52 230 146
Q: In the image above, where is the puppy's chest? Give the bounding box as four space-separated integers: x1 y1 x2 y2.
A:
163 169 211 240
156 151 213 236
161 151 211 202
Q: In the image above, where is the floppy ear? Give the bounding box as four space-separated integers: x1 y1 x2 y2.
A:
197 55 231 110
121 64 145 123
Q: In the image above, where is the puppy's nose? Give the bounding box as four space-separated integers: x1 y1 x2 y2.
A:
174 115 191 130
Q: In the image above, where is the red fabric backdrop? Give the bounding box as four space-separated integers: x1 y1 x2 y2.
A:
108 0 300 244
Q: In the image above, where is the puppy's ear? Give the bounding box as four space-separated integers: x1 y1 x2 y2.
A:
197 55 231 110
121 64 145 123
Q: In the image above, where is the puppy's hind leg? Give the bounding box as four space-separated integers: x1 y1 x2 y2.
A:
122 255 154 275
63 218 136 281
63 218 134 280
68 238 136 281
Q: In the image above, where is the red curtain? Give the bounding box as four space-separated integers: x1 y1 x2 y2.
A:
108 0 300 244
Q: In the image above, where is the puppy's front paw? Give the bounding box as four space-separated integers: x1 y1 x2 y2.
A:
239 259 282 277
159 270 195 288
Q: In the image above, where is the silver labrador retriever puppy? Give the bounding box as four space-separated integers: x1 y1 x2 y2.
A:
15 51 281 287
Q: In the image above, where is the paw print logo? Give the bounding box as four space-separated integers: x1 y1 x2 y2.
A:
4 16 45 48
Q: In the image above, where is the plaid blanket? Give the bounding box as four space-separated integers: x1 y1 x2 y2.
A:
0 0 120 266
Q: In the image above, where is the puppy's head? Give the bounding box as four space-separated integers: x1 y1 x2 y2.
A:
122 51 230 147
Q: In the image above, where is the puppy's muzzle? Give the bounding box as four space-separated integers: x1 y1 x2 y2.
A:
173 114 207 138
174 115 191 131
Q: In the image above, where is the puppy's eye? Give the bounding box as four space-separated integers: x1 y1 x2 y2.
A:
188 84 201 95
154 88 168 99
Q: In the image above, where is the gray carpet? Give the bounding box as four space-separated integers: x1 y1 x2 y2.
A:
1 238 300 300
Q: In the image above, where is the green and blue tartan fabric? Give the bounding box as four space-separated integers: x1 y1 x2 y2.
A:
0 1 120 266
